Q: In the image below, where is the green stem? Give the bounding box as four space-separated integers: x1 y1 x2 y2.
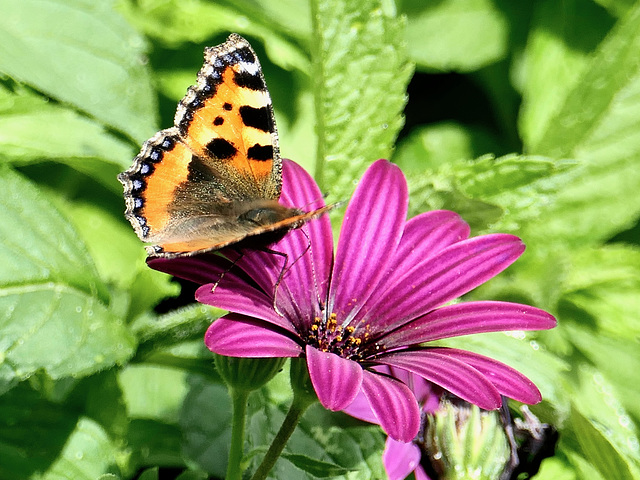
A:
249 393 315 480
309 0 327 189
226 388 249 480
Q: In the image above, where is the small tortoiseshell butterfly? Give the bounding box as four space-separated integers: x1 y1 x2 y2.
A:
118 34 334 258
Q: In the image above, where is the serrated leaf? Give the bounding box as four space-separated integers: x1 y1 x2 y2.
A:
0 86 135 193
402 0 509 72
312 0 413 199
132 304 221 353
0 168 135 380
406 154 576 235
281 453 354 477
527 4 640 246
0 0 157 143
518 0 613 148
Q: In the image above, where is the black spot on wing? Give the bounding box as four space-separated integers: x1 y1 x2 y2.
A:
206 138 237 160
239 105 271 132
247 144 273 161
234 70 266 91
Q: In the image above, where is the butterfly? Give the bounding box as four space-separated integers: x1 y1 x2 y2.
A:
118 33 334 258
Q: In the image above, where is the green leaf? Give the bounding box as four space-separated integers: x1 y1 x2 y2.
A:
393 122 501 173
132 304 221 357
518 0 613 148
0 0 157 143
136 468 159 480
562 245 640 337
281 453 354 477
534 457 577 480
402 0 509 72
566 326 640 423
592 0 636 18
527 4 640 246
0 168 135 381
0 384 78 479
0 86 135 193
119 364 192 424
440 331 569 410
571 405 640 480
41 417 120 480
311 0 413 199
63 201 179 318
117 0 309 71
180 374 385 479
126 419 184 471
406 154 576 235
180 376 232 478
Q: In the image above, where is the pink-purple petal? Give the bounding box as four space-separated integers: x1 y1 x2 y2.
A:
195 282 297 334
280 159 334 289
342 390 378 424
205 314 303 357
329 160 408 322
365 234 525 332
361 369 421 442
429 348 543 404
379 350 503 410
148 255 230 285
383 437 422 480
382 301 557 348
306 346 363 410
389 210 470 273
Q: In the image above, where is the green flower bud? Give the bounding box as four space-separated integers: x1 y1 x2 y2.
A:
214 355 285 392
424 398 510 480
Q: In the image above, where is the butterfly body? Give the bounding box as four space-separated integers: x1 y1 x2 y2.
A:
118 34 332 258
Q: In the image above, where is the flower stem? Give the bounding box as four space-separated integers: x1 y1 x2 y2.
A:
226 388 249 480
249 392 315 480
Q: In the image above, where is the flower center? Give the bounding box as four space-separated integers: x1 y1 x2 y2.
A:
306 312 377 360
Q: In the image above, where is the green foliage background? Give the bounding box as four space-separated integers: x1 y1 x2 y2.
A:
1 0 639 479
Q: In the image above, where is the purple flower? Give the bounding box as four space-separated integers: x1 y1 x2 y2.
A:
150 159 556 442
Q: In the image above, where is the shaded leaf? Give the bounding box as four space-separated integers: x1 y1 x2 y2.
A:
518 0 613 148
402 0 509 72
117 0 309 71
527 4 640 246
